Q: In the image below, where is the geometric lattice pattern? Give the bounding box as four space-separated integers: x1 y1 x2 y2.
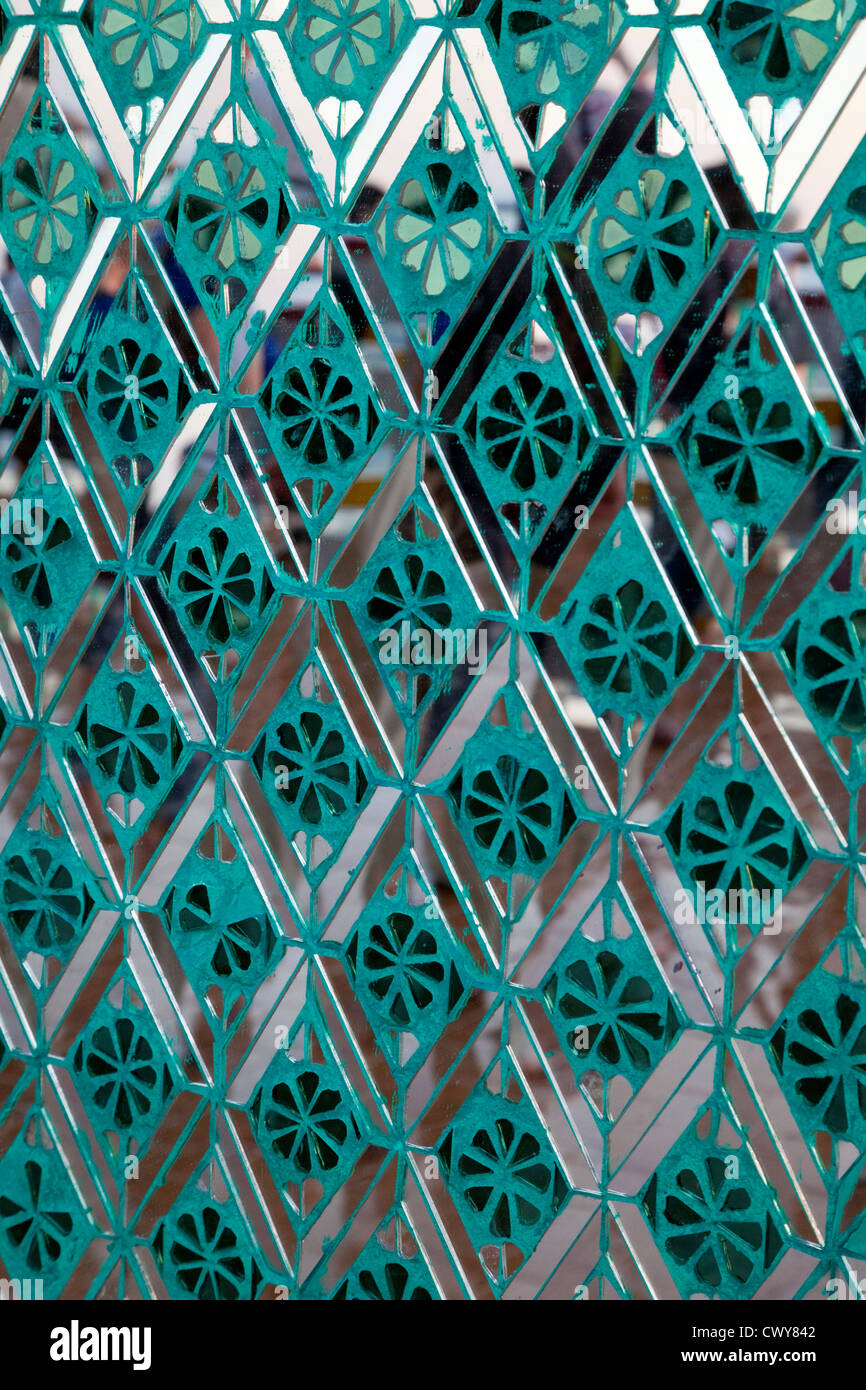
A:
1 0 866 1302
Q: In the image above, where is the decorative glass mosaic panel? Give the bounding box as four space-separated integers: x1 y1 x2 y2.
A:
0 0 864 1304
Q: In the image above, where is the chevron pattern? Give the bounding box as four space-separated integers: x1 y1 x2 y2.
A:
0 0 864 1301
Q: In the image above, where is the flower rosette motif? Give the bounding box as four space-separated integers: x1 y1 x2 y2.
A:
509 0 603 95
810 177 866 373
391 165 484 297
543 932 681 1088
578 151 717 356
770 965 866 1150
154 1188 261 1301
159 509 277 681
273 714 356 823
89 687 168 792
332 1230 438 1300
480 0 616 137
830 185 866 295
346 889 465 1071
3 513 71 612
0 93 98 306
94 339 168 443
279 360 362 463
0 825 101 965
0 1133 92 1299
285 0 410 106
641 1117 785 1299
0 1159 73 1274
5 150 82 273
557 516 694 722
355 521 479 713
309 0 386 81
176 887 274 981
259 1071 350 1175
161 833 282 1003
664 760 808 953
373 147 498 345
685 385 817 507
252 698 371 868
447 716 579 881
250 1053 363 1207
365 550 452 675
458 325 599 552
556 514 697 728
94 0 200 107
675 320 823 537
349 910 446 1030
263 344 379 485
72 288 190 495
171 137 291 317
583 584 673 696
707 0 849 104
73 667 185 827
439 1090 568 1274
665 764 807 898
0 488 90 656
473 367 577 494
177 530 257 644
781 594 866 742
7 148 79 266
185 154 269 266
250 663 374 882
598 172 696 302
71 1001 176 1147
465 756 558 867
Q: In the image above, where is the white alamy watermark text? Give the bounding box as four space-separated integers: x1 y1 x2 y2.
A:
0 497 43 545
674 883 784 935
49 1320 152 1371
378 620 487 676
